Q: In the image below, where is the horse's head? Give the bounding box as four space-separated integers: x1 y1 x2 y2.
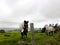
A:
24 20 29 24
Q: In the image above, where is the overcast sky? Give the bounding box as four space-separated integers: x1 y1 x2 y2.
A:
0 0 60 28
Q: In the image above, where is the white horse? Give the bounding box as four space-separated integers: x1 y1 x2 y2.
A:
45 25 55 36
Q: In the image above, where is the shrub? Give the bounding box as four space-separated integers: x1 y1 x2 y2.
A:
0 29 5 33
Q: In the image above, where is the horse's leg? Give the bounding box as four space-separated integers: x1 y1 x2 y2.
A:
51 31 54 36
25 32 27 38
26 30 28 38
50 31 53 36
26 34 27 38
49 32 50 36
21 32 23 39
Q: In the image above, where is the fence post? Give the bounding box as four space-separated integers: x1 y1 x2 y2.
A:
30 23 35 45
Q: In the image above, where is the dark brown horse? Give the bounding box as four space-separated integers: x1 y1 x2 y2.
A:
41 27 46 33
21 20 29 39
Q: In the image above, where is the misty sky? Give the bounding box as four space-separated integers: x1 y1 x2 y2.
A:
0 0 60 28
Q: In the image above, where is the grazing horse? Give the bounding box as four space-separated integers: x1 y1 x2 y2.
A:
45 25 55 36
21 20 29 39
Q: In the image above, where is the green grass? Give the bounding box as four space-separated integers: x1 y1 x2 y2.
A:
0 31 20 45
0 31 60 45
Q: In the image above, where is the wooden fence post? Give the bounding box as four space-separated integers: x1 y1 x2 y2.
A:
30 23 35 45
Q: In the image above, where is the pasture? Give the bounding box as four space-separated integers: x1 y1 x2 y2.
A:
0 31 60 45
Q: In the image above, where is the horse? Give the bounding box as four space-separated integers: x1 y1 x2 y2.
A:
21 20 29 39
45 25 55 36
54 23 59 33
41 27 46 33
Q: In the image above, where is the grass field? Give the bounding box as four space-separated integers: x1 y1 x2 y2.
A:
0 31 60 45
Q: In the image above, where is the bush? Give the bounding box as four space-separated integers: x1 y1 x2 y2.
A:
0 29 5 33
